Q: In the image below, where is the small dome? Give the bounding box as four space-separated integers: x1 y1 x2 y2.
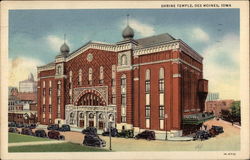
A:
122 25 134 39
60 42 70 54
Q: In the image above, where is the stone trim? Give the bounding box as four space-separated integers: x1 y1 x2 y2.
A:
173 74 181 78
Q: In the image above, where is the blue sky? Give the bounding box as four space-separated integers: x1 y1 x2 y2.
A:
8 9 240 99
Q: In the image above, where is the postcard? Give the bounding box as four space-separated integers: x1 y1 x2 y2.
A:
0 1 249 160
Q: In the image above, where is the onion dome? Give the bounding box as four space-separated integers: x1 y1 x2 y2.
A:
60 42 70 55
122 25 134 39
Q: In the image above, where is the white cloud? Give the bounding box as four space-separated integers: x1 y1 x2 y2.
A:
122 19 155 37
189 27 210 42
47 35 71 52
9 57 44 87
202 33 240 100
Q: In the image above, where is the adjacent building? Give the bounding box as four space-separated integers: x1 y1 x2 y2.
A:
37 23 208 139
205 99 234 117
19 73 37 93
206 92 219 101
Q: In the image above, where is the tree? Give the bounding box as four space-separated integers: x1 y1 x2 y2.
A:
230 101 241 124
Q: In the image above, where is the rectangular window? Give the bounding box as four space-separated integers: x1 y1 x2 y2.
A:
145 81 150 93
57 96 61 104
49 105 52 112
57 112 61 118
111 79 115 86
159 106 164 119
49 88 52 96
43 88 46 96
43 118 45 122
49 119 52 123
99 79 104 84
121 106 126 115
160 119 164 129
88 80 92 85
146 119 150 128
145 105 150 118
121 78 126 86
121 94 126 105
159 79 164 92
159 93 164 106
112 95 116 104
121 116 126 123
42 105 46 112
146 94 150 105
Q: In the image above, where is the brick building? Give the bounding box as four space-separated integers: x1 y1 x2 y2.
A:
37 23 208 139
205 99 234 117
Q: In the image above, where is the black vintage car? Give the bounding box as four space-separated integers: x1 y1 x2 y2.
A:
193 130 211 141
47 124 60 130
8 122 16 127
35 129 47 138
83 134 106 147
82 127 97 135
212 125 224 134
29 124 37 129
48 130 65 140
16 123 24 128
8 127 20 134
135 130 155 140
102 128 118 137
117 129 134 138
21 128 34 136
59 124 71 132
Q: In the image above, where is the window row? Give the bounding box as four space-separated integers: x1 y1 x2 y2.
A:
145 68 165 93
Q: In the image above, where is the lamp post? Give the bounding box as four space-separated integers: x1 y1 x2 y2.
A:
109 121 112 151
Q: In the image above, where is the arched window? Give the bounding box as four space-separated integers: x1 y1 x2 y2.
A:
121 55 127 65
69 71 72 82
109 114 114 121
79 112 84 118
99 66 104 84
159 68 164 92
88 68 93 85
99 113 104 119
145 69 150 92
78 69 82 85
89 113 94 119
145 69 150 80
57 65 62 74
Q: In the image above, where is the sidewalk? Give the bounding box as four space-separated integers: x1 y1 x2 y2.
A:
9 140 68 147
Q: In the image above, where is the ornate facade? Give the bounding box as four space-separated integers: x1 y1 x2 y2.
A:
37 23 208 139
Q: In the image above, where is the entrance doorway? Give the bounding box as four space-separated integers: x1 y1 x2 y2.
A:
79 120 84 128
89 120 94 127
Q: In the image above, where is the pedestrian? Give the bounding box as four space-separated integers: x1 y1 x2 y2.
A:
204 125 207 130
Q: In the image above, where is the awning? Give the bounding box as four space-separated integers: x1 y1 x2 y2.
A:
182 112 215 125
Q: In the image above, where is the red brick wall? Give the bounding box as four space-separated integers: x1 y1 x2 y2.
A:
65 49 117 105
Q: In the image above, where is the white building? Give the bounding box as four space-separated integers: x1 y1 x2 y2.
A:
19 73 37 93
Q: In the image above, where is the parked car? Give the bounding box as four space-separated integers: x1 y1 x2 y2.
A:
16 123 24 128
8 122 16 127
29 124 37 129
212 125 224 134
8 127 20 134
21 128 34 136
102 128 118 137
34 129 47 138
117 129 134 138
82 127 97 135
83 134 106 147
135 130 155 140
208 128 218 137
59 124 71 132
193 130 211 141
47 124 60 130
48 130 65 140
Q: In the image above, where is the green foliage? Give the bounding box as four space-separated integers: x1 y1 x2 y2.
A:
9 133 51 143
9 142 110 152
230 101 241 122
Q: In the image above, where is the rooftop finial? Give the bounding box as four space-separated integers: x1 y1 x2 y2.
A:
64 34 66 43
126 14 129 26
